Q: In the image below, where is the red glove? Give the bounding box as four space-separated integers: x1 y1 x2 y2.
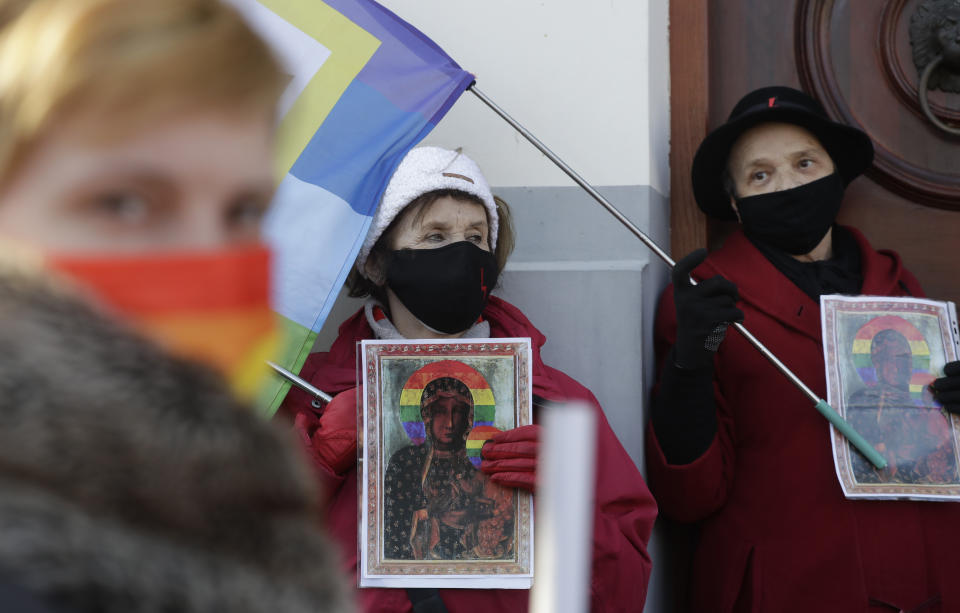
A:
293 388 358 477
480 424 540 491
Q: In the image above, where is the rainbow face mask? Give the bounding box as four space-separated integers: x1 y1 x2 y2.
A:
48 245 278 401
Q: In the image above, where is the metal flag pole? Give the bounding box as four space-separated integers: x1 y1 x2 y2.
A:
267 360 332 407
468 84 887 470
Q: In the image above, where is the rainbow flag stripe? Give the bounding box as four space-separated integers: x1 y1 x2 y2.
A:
466 426 501 468
399 360 496 444
229 0 474 414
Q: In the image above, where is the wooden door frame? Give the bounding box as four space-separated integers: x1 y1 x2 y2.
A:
669 0 710 258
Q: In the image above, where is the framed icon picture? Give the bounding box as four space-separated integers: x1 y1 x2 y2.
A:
359 338 534 588
822 295 960 500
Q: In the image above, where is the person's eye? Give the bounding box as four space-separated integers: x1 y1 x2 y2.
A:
798 158 814 169
425 232 445 242
467 233 484 244
226 197 269 231
751 171 768 183
93 192 150 224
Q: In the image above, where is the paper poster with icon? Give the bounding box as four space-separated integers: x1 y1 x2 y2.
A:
821 295 960 500
359 338 533 588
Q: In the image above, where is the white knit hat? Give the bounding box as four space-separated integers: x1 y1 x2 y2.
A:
356 146 499 272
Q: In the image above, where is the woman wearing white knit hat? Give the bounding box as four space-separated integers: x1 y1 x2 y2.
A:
278 146 657 612
350 145 508 337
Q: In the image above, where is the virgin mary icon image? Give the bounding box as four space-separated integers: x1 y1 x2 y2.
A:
383 360 515 561
846 315 958 485
821 295 960 500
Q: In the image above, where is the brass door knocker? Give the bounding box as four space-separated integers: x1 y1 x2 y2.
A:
911 0 960 135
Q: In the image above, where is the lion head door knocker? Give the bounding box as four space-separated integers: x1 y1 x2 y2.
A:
911 0 960 135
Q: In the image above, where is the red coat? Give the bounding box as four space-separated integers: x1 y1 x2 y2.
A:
646 228 960 612
281 296 656 613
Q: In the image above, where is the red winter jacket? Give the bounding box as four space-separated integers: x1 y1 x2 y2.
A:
646 228 960 612
280 296 656 613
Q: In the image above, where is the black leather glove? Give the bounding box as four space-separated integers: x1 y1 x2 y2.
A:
672 249 744 370
932 361 960 414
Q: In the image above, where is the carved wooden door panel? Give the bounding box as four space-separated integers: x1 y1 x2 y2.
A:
670 0 960 305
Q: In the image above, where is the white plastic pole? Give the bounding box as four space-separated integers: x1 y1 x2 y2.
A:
530 401 597 613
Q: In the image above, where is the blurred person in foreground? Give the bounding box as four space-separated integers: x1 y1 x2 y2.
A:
646 86 960 612
0 1 350 611
278 146 657 612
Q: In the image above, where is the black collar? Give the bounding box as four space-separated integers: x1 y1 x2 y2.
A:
748 225 863 302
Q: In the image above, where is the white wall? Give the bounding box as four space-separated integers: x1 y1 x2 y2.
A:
380 0 668 193
317 1 672 610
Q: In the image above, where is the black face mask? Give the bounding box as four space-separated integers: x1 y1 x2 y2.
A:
735 173 845 255
386 241 499 334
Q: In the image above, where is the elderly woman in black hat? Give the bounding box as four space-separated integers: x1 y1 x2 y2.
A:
645 86 960 612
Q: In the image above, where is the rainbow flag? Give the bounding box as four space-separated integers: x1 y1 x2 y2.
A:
228 0 474 414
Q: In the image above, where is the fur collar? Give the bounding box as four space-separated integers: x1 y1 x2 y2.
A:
0 261 349 612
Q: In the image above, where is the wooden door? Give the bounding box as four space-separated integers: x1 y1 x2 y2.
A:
670 0 960 306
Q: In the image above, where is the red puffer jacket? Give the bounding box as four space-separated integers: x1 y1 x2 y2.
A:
647 228 960 613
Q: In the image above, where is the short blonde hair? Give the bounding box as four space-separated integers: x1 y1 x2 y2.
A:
0 0 284 184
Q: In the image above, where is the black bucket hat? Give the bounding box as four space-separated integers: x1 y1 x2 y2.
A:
691 86 874 220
